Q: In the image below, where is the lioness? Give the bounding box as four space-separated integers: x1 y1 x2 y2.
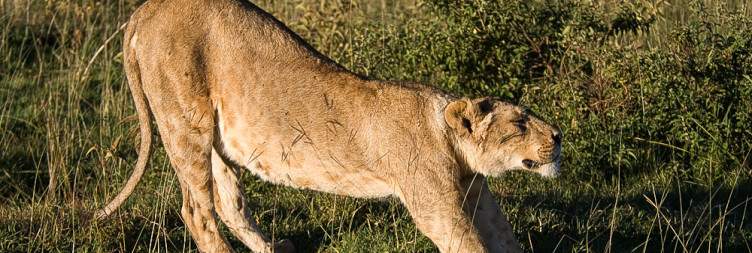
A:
95 0 562 252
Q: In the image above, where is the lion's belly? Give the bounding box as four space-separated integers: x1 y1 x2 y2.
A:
215 103 394 198
246 158 394 198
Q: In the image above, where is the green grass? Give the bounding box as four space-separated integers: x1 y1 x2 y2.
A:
1 0 751 252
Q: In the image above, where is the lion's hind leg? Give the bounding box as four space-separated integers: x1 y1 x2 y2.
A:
152 109 233 252
210 149 295 253
141 69 233 252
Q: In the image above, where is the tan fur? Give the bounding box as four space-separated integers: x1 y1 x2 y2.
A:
95 1 562 252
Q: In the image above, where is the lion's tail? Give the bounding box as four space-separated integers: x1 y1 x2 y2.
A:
94 19 153 220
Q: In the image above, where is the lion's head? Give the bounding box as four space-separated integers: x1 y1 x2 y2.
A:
444 98 561 177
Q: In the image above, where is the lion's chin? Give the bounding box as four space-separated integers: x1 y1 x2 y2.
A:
536 160 560 178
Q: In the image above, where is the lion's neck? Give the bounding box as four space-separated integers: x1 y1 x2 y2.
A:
439 99 484 178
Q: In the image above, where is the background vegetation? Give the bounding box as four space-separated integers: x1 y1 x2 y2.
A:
1 0 751 252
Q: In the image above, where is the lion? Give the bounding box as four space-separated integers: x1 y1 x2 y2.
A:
94 0 562 252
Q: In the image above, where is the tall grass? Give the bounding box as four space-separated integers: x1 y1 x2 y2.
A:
1 0 750 252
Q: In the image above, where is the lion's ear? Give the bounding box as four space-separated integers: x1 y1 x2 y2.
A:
444 99 472 136
445 98 495 137
472 97 494 114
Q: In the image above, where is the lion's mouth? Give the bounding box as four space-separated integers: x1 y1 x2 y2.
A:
522 158 557 169
522 159 540 169
522 157 560 177
524 151 561 169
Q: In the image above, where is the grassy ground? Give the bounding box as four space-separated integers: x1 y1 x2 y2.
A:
1 0 751 252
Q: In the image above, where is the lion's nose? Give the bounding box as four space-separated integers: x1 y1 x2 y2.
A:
552 129 562 145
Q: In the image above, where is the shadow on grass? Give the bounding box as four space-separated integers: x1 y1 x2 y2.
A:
503 173 752 252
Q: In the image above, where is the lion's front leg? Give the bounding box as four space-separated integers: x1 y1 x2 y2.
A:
461 175 523 253
399 179 487 253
